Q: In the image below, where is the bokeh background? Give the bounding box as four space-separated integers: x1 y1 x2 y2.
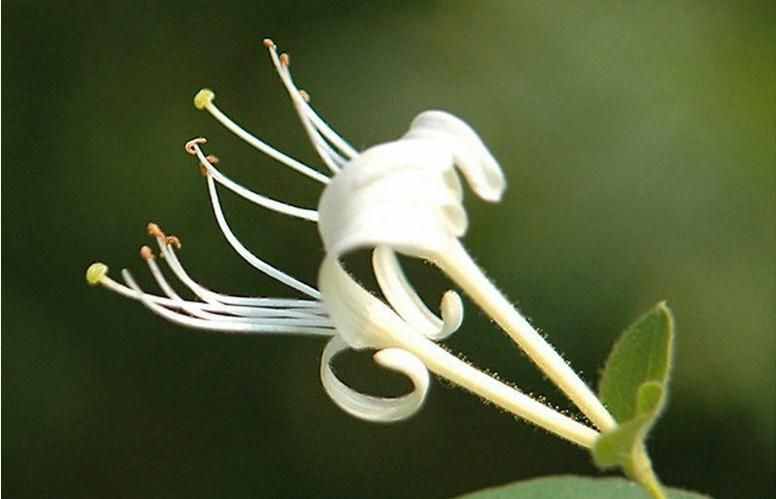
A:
3 1 774 498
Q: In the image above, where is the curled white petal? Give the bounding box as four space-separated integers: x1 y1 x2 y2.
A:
320 336 429 422
372 245 462 341
318 254 393 349
404 110 505 202
318 138 465 259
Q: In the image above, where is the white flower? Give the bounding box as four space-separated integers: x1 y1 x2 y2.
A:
87 40 614 448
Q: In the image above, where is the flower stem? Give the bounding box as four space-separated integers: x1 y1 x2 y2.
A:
629 443 667 499
377 308 599 448
436 242 617 432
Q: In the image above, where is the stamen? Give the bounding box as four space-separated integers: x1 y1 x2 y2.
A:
187 139 319 222
162 244 325 311
121 269 336 336
264 43 357 172
205 174 322 299
141 249 330 327
147 222 166 239
185 137 208 155
262 42 358 160
97 269 319 318
93 254 325 320
165 236 181 250
146 223 324 309
315 138 348 167
191 90 330 184
86 262 109 286
140 245 155 261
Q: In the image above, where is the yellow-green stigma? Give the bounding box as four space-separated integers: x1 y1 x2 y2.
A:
86 262 108 286
194 88 215 110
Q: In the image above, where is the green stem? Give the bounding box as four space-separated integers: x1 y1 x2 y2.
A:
628 442 667 499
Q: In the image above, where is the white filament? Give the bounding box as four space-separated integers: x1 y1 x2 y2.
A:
120 270 335 335
205 173 321 299
142 255 330 327
153 236 323 311
193 145 319 222
266 45 342 174
202 101 330 185
301 103 359 160
100 273 325 323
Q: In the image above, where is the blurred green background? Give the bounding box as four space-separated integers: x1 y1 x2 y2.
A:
3 1 774 498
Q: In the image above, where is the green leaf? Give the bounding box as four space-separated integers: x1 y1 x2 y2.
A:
592 303 675 498
453 476 710 499
597 303 674 423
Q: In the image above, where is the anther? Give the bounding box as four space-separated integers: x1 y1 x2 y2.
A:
298 89 310 102
198 154 219 177
147 222 166 239
194 89 215 111
165 236 182 250
185 137 207 155
262 38 275 49
140 245 155 260
280 53 290 67
86 262 109 286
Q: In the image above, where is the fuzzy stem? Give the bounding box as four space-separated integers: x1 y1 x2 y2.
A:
435 241 617 432
378 307 599 448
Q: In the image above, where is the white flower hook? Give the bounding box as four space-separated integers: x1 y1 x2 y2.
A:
87 39 615 448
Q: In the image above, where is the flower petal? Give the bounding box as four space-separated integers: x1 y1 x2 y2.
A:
404 110 505 202
372 245 463 341
318 138 465 259
318 253 394 349
320 336 430 422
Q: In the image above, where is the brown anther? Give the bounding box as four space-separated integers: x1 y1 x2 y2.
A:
280 53 290 66
147 222 166 238
140 245 155 260
185 137 207 155
205 154 220 165
165 236 182 250
199 165 209 177
262 38 275 49
299 89 310 102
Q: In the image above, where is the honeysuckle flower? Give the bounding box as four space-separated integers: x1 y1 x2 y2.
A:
87 39 615 449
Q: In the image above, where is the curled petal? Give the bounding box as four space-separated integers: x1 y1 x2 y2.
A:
318 139 464 259
317 111 502 261
404 110 505 203
372 245 463 341
320 336 430 422
318 254 395 349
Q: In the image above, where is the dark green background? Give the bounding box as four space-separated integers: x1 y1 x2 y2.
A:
3 1 774 498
